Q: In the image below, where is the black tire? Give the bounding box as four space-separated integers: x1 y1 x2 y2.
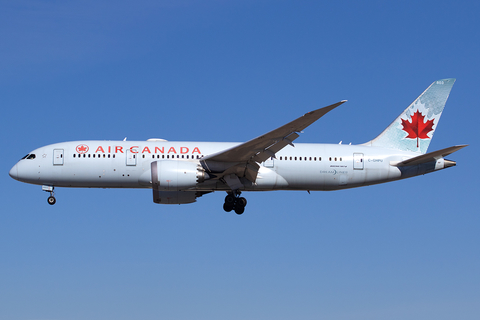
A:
238 197 247 207
225 194 235 204
47 196 56 205
234 206 245 215
223 203 233 212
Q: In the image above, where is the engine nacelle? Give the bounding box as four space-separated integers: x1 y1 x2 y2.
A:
151 160 206 191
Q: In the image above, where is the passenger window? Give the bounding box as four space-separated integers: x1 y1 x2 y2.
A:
88 154 91 158
73 154 76 158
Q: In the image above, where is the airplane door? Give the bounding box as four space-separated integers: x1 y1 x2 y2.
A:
353 153 364 170
126 150 137 166
53 149 64 165
264 157 274 168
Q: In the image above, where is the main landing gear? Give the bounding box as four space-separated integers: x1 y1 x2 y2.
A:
223 191 247 215
42 185 56 205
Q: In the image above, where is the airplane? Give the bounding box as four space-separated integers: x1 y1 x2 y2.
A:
9 78 466 214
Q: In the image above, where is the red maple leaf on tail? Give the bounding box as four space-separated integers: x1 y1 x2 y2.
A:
401 110 435 148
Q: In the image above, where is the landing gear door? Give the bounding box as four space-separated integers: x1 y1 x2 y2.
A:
353 153 364 170
53 149 64 165
126 150 137 166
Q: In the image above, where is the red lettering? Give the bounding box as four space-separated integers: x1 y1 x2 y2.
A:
168 147 177 154
192 147 201 154
95 146 105 153
155 147 164 154
108 146 111 153
115 146 124 153
142 146 151 153
180 147 189 154
129 146 139 153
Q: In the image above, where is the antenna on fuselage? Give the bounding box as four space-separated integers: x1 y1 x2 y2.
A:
123 137 127 141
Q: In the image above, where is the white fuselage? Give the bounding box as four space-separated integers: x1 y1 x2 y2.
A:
9 140 443 192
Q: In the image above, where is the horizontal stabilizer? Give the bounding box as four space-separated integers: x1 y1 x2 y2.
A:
394 145 467 167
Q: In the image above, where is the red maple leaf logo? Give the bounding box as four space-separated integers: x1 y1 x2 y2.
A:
76 144 89 154
401 110 435 147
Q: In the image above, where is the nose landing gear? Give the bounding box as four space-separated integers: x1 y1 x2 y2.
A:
223 191 247 215
47 195 56 205
42 185 56 205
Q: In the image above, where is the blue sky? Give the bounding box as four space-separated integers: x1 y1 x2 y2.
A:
1 1 479 319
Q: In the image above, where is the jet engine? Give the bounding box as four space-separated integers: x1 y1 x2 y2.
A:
151 160 207 191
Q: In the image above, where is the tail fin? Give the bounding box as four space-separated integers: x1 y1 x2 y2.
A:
364 78 455 154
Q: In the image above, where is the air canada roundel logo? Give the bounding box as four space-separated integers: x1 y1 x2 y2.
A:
76 144 89 154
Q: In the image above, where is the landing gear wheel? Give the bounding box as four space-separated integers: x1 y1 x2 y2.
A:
225 194 235 204
234 205 245 215
47 196 56 205
223 191 247 214
238 197 247 207
223 203 234 212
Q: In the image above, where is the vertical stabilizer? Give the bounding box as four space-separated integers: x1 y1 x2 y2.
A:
364 79 455 154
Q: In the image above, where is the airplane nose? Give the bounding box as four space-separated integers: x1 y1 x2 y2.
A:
9 164 18 180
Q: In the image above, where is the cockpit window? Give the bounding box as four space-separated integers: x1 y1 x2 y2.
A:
21 154 29 160
26 154 36 160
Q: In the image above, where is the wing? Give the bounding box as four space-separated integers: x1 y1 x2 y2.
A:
201 101 346 184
